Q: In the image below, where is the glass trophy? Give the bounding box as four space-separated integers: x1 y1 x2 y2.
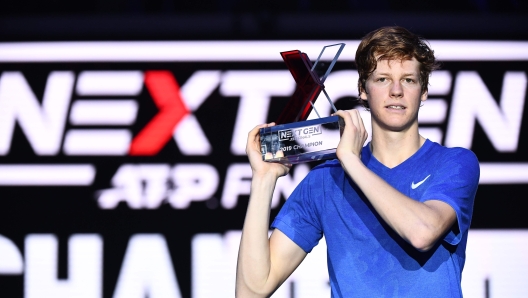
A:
260 43 346 164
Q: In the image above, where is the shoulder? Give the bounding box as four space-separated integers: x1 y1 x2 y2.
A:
427 142 480 181
429 142 479 166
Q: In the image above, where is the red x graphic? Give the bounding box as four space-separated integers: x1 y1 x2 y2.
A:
129 71 190 156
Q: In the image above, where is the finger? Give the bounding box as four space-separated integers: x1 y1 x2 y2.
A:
355 111 368 140
333 110 353 127
249 123 266 137
280 162 293 173
346 109 361 130
335 110 360 137
247 124 266 154
349 109 366 136
249 122 276 143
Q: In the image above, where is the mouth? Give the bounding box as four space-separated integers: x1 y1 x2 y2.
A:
386 105 406 110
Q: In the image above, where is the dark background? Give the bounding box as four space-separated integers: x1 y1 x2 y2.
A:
1 1 528 297
1 0 528 41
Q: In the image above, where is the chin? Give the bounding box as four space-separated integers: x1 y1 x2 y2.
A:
375 119 416 132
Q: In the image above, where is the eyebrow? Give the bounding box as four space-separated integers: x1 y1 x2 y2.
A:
374 72 418 77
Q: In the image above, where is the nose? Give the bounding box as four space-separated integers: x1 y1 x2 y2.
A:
390 81 403 98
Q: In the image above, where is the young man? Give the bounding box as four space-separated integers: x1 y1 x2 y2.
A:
237 26 480 297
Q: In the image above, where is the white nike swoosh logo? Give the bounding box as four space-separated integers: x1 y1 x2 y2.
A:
411 175 431 189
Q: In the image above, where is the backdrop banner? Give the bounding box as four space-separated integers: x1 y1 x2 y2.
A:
0 40 527 298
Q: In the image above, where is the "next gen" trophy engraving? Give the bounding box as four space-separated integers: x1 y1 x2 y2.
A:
260 43 345 164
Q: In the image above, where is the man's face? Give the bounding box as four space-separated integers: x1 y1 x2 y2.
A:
360 58 427 132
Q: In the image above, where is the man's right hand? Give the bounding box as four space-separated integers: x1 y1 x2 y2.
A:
246 123 292 179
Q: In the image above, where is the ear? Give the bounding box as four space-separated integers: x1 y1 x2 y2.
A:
360 90 368 100
359 83 368 100
420 90 428 102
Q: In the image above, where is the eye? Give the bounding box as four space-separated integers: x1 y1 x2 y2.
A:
376 77 387 82
404 78 416 83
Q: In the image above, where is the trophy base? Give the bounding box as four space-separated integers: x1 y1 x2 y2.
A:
260 116 343 165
